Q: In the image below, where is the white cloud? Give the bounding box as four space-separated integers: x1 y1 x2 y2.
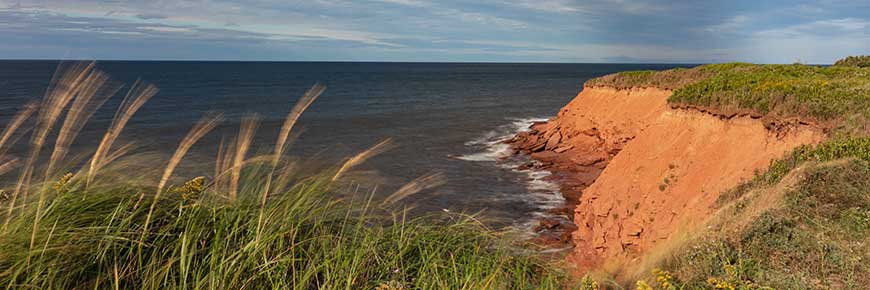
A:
374 0 428 7
754 18 870 38
505 0 582 13
703 15 749 33
437 9 528 29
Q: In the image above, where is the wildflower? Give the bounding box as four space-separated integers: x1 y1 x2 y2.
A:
707 277 736 290
180 176 206 201
579 275 599 290
53 173 74 192
635 280 653 290
652 268 677 290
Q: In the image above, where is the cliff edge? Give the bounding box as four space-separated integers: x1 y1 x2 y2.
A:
510 86 825 274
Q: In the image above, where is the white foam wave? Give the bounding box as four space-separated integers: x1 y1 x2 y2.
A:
454 143 512 162
454 116 549 162
456 116 570 236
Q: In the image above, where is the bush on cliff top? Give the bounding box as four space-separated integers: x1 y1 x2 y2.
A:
590 58 870 288
587 60 870 135
659 159 870 289
834 55 870 68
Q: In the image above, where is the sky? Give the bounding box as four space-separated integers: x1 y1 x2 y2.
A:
0 0 868 63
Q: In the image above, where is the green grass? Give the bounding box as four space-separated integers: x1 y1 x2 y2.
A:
834 55 870 68
0 171 566 289
587 59 870 135
718 136 870 205
586 56 870 289
0 62 569 289
657 159 870 289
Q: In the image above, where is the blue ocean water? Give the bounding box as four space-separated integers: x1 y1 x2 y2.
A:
0 61 692 230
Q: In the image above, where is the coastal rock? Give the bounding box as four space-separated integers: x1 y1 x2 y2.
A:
510 86 825 276
545 131 562 150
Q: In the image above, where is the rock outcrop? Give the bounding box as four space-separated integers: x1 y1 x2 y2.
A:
510 86 825 273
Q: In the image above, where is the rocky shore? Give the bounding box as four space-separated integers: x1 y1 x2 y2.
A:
506 86 824 273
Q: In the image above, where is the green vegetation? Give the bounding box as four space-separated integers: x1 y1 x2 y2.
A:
0 62 567 289
587 59 870 135
1 173 566 289
589 57 870 289
834 55 870 68
586 68 712 90
719 136 870 205
660 159 869 289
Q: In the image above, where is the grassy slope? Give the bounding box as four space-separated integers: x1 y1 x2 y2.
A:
0 173 567 289
589 62 870 135
586 59 870 289
0 62 571 290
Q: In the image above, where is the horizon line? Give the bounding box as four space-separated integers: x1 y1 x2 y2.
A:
0 58 833 66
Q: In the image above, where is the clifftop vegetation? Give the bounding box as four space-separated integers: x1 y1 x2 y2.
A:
587 60 870 135
586 57 870 289
834 55 870 68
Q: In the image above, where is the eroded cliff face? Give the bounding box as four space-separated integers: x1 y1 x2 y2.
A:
511 86 825 274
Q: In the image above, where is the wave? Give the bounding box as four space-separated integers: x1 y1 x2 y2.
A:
455 117 548 162
456 116 568 235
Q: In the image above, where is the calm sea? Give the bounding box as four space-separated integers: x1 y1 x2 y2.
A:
0 61 692 231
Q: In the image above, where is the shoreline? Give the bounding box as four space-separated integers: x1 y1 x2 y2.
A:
504 85 826 273
505 120 610 248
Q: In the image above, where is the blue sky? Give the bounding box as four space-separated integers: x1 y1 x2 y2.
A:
1 0 868 63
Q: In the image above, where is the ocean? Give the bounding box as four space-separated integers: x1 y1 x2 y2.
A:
0 61 692 233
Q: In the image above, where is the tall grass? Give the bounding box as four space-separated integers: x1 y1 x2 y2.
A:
587 59 870 135
0 62 566 289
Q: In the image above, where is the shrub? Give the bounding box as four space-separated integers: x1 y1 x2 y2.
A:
669 159 870 289
834 55 870 68
587 60 870 134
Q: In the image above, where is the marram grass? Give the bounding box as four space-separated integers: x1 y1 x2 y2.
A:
0 62 567 289
0 172 564 289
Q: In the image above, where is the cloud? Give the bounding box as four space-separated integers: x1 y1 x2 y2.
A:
703 15 749 33
754 18 870 38
135 13 168 20
374 0 428 7
505 0 582 13
1 0 869 63
436 9 528 29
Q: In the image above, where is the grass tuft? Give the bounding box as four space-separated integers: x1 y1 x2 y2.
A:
0 62 567 289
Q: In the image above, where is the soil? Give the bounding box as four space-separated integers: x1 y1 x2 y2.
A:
508 86 826 275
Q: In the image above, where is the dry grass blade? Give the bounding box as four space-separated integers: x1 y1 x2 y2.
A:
87 81 157 186
47 69 118 177
3 61 94 233
272 84 324 166
141 113 223 242
213 136 228 193
23 61 98 247
0 101 38 157
382 172 446 206
257 85 324 242
0 158 20 177
102 142 136 168
332 138 393 181
215 138 237 194
230 113 260 201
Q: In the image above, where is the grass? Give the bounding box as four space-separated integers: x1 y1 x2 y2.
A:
718 136 870 205
834 55 870 68
587 58 870 135
585 56 870 289
0 62 568 289
654 159 870 289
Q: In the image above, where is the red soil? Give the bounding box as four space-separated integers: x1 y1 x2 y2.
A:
510 86 825 274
